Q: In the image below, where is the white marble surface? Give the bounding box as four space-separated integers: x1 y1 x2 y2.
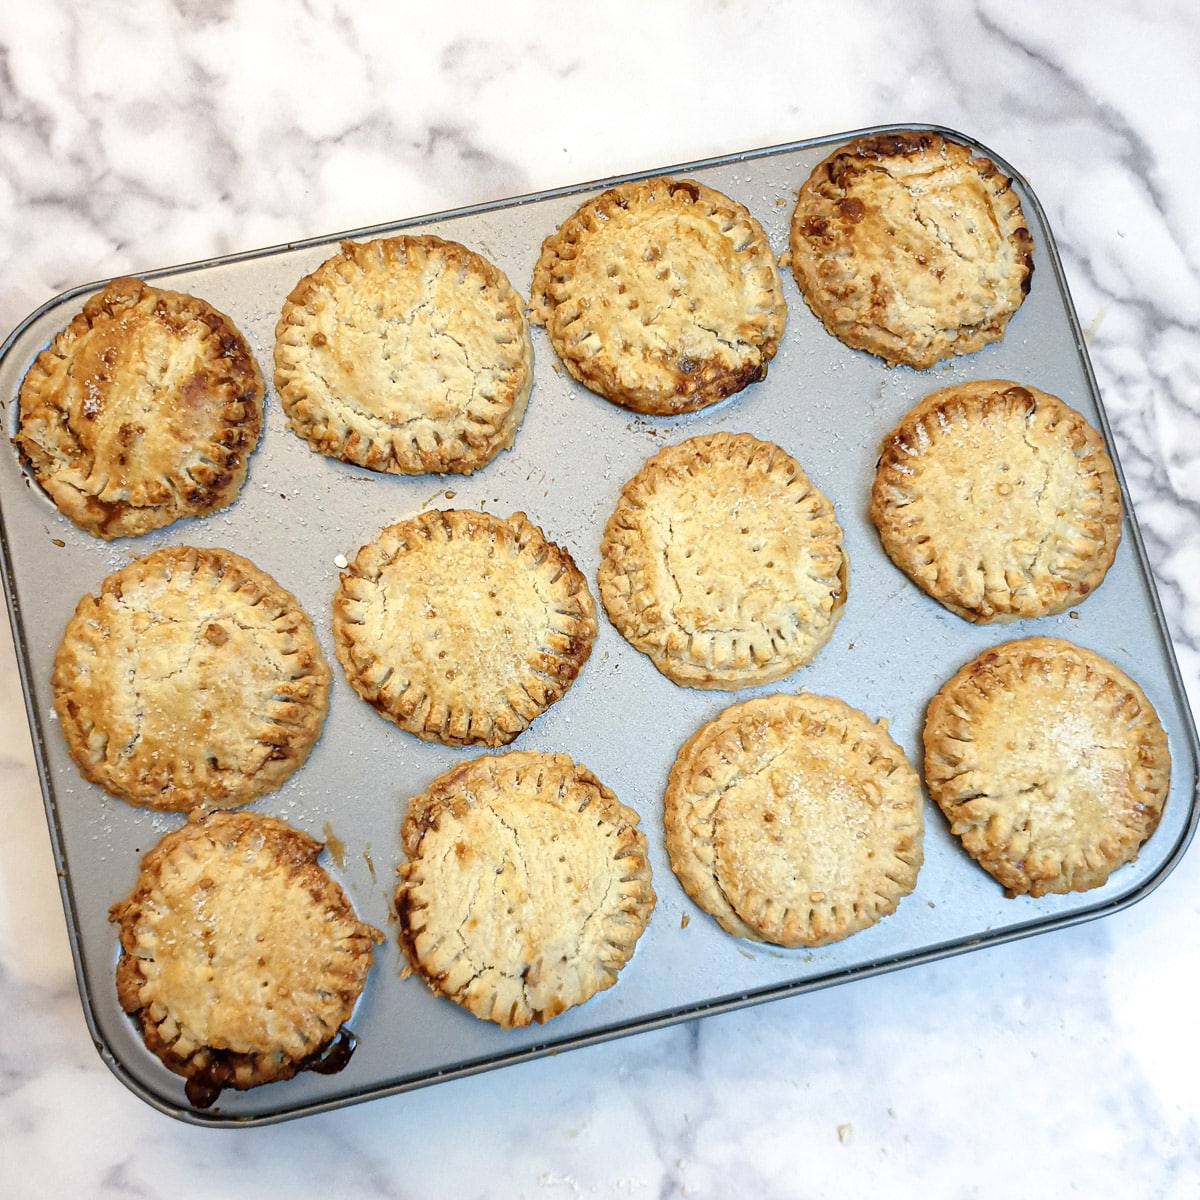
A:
2 1 1198 1195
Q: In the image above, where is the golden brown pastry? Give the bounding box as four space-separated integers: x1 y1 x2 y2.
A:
110 810 381 1108
52 546 330 811
14 277 264 538
788 131 1034 367
274 235 532 474
923 637 1170 897
396 750 655 1027
664 693 924 947
598 431 847 689
332 509 596 746
870 380 1121 622
529 177 786 414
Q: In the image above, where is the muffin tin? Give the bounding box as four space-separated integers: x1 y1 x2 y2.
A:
2 124 1196 1125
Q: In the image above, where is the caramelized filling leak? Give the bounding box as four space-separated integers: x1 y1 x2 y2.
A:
182 1026 359 1110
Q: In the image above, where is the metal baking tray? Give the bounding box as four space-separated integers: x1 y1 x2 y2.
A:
2 124 1197 1126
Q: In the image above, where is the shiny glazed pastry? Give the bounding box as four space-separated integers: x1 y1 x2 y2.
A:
111 811 382 1108
15 276 264 538
396 750 655 1027
530 176 786 414
788 130 1034 368
52 545 331 811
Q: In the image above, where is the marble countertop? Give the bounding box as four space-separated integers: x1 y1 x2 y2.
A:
1 2 1197 1195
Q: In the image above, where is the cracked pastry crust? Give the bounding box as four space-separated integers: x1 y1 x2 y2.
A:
598 431 847 689
870 380 1122 622
396 750 655 1028
664 693 923 947
332 509 596 747
529 177 786 415
14 277 264 539
52 546 331 812
111 810 381 1104
923 637 1170 898
273 235 533 474
787 130 1034 368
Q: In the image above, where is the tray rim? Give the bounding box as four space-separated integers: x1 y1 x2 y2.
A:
2 120 1197 1127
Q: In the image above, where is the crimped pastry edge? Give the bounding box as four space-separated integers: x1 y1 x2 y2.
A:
530 176 786 414
395 750 655 1027
787 130 1034 369
273 234 533 475
51 544 331 812
598 431 848 689
332 508 597 746
15 276 264 539
109 810 381 1102
664 692 924 947
922 636 1171 897
869 379 1122 622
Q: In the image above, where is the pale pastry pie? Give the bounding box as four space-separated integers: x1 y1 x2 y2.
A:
52 546 331 812
396 750 655 1028
273 235 533 474
15 277 264 538
111 810 382 1108
788 131 1034 368
332 509 596 746
598 431 847 689
870 380 1122 622
923 637 1170 898
664 693 924 947
529 177 786 415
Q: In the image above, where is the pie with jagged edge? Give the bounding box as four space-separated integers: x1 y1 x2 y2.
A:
923 636 1171 898
529 177 786 414
787 130 1034 368
52 545 331 812
396 750 655 1028
273 235 533 474
598 431 847 689
664 692 924 947
110 810 382 1108
14 276 264 539
332 509 596 746
870 380 1122 622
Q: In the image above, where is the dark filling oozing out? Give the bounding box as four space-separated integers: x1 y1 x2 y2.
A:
182 1026 358 1110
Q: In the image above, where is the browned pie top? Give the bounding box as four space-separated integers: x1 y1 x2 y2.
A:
598 431 847 689
110 810 381 1103
530 177 786 415
396 750 655 1028
15 276 264 539
788 131 1034 368
870 380 1122 622
274 235 533 475
664 692 924 947
923 637 1171 898
332 509 596 746
52 545 331 812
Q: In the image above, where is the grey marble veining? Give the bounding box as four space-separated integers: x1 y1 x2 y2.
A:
1 2 1197 1196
